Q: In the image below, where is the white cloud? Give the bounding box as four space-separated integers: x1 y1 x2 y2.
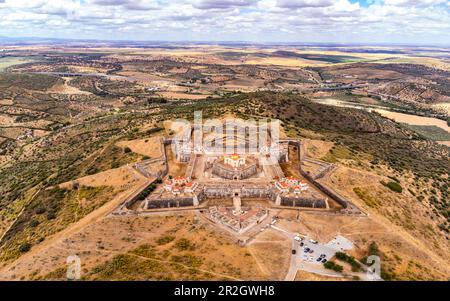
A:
384 0 448 6
276 0 334 8
192 0 259 9
0 0 448 44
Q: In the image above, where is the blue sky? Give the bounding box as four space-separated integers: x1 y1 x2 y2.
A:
0 0 449 44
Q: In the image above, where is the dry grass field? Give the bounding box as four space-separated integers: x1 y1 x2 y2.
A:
0 43 449 282
115 137 163 159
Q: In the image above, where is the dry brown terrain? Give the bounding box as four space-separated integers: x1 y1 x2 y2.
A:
115 137 162 159
0 44 449 281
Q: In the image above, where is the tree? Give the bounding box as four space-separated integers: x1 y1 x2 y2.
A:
123 147 132 153
29 220 40 228
19 242 32 253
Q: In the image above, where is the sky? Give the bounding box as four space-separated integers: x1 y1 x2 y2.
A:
0 0 449 45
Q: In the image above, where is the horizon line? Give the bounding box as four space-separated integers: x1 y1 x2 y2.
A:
0 35 449 48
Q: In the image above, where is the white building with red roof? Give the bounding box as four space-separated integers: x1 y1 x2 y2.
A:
275 180 289 193
172 186 181 196
184 181 198 193
284 176 298 186
173 176 187 186
164 180 173 192
299 180 308 191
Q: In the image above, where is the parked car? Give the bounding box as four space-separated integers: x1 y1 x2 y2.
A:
292 249 297 255
300 242 304 247
322 259 327 263
316 258 322 262
309 249 314 253
304 248 310 253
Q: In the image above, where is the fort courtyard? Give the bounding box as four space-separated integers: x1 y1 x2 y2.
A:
115 118 363 240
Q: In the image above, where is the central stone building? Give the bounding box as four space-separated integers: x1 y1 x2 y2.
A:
212 154 258 180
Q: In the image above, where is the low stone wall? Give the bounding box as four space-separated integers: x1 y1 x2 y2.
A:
240 186 271 198
300 170 348 209
122 181 158 211
280 197 326 208
144 190 206 210
204 186 233 198
203 184 272 199
146 198 194 209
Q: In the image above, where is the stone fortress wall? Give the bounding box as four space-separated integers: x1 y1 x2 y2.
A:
211 161 258 180
203 184 272 199
146 198 195 209
279 196 327 208
134 121 350 212
141 183 327 210
143 190 206 209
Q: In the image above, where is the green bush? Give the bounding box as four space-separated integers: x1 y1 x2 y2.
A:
335 252 362 272
381 181 403 193
19 242 32 253
46 211 56 220
156 235 175 245
35 207 46 214
175 238 195 251
29 220 40 228
123 147 132 153
323 261 343 273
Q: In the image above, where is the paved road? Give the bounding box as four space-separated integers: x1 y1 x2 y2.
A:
285 236 300 281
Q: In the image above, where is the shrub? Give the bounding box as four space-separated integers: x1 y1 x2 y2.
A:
323 261 343 273
123 147 132 153
175 238 195 251
35 207 46 214
19 242 32 253
368 242 380 256
381 181 402 193
29 220 40 228
156 235 175 245
46 211 56 220
335 252 362 272
86 167 99 175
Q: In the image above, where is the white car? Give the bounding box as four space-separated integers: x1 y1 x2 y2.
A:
294 236 302 241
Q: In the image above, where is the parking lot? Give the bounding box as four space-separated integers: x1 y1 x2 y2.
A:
294 235 354 265
270 225 356 280
296 237 336 265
